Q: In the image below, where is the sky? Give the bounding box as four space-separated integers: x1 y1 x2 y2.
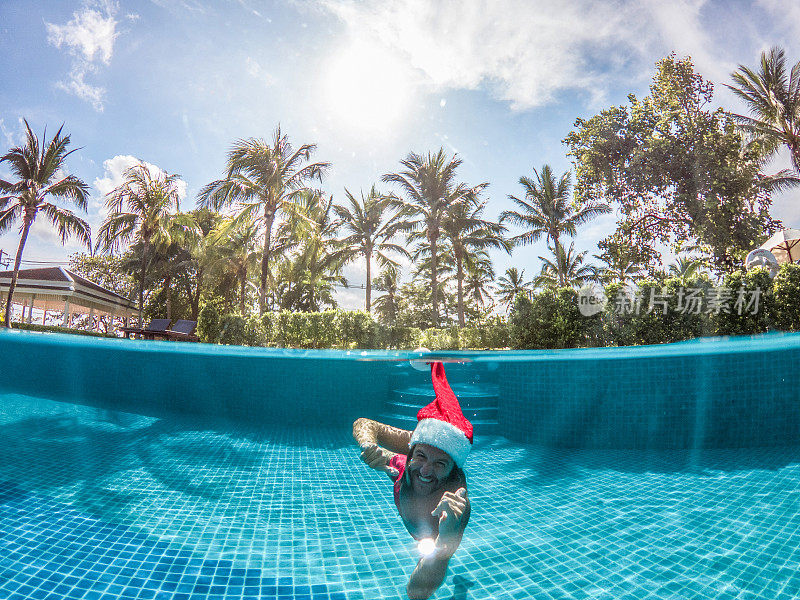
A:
1 0 799 310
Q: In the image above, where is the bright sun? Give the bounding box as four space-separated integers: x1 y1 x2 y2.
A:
323 41 413 135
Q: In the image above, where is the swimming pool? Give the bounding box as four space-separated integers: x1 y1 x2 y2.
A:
1 330 799 599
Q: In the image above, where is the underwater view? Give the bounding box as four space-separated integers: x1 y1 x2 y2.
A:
1 331 799 600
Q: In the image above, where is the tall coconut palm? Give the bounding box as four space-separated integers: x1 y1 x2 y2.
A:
463 251 496 313
727 47 800 172
333 186 409 312
495 267 532 310
183 208 223 320
372 264 401 325
96 164 190 324
198 126 330 315
500 165 610 252
535 241 595 288
383 148 487 326
209 216 261 315
0 121 91 328
442 200 508 325
274 190 345 312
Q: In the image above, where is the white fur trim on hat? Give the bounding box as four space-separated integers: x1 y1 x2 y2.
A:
409 418 472 468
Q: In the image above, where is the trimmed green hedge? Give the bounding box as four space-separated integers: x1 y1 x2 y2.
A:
198 307 510 350
196 264 800 350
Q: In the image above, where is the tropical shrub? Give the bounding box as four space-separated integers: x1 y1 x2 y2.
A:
418 326 460 350
219 313 247 345
712 268 774 335
772 264 800 332
245 315 266 347
510 288 595 349
603 276 713 346
197 303 221 343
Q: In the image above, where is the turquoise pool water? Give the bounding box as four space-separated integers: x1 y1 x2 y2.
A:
1 330 799 599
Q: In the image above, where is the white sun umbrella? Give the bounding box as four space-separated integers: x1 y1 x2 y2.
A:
760 228 800 264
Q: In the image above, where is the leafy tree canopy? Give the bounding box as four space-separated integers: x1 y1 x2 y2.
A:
565 54 797 274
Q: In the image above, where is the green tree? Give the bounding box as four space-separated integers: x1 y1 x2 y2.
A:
332 186 408 312
500 164 609 254
96 164 191 324
463 251 496 315
198 127 330 315
509 288 594 349
372 264 401 325
592 236 645 285
727 47 800 172
184 208 224 320
535 241 595 288
274 192 345 312
69 253 135 300
383 148 487 326
0 121 91 327
565 54 797 273
442 200 508 325
495 267 532 310
667 256 703 283
208 216 261 315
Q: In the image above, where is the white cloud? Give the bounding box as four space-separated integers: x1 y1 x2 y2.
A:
55 65 106 111
45 1 120 111
0 118 18 148
318 0 730 110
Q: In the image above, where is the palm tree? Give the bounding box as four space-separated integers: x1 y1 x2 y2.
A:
667 256 702 283
274 190 346 312
727 47 800 172
383 148 487 326
198 126 330 315
442 200 508 325
183 208 223 320
495 267 532 310
96 164 190 324
372 264 401 325
209 216 261 315
464 251 496 313
500 165 610 251
0 121 91 328
332 186 409 312
535 241 595 288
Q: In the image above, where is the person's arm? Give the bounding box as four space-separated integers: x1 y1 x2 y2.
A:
352 418 412 479
352 418 412 454
406 488 470 599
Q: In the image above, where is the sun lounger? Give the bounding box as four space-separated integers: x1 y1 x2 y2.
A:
165 319 199 342
119 319 172 339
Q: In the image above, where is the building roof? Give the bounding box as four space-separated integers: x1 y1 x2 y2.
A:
0 266 137 315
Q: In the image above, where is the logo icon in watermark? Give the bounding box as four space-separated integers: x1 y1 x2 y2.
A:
577 285 608 316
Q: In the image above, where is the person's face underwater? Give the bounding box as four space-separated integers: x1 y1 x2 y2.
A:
407 443 455 496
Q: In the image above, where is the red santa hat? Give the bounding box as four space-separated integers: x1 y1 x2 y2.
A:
409 362 473 468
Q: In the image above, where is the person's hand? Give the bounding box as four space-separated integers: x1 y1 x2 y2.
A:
431 487 468 542
359 443 399 478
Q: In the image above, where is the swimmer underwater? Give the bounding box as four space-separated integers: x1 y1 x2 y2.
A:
353 361 472 599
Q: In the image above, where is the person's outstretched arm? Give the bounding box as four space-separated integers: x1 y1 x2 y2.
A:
352 418 412 454
352 418 412 479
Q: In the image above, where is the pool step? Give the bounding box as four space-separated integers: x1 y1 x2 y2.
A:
383 400 498 422
381 379 500 436
379 412 500 436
